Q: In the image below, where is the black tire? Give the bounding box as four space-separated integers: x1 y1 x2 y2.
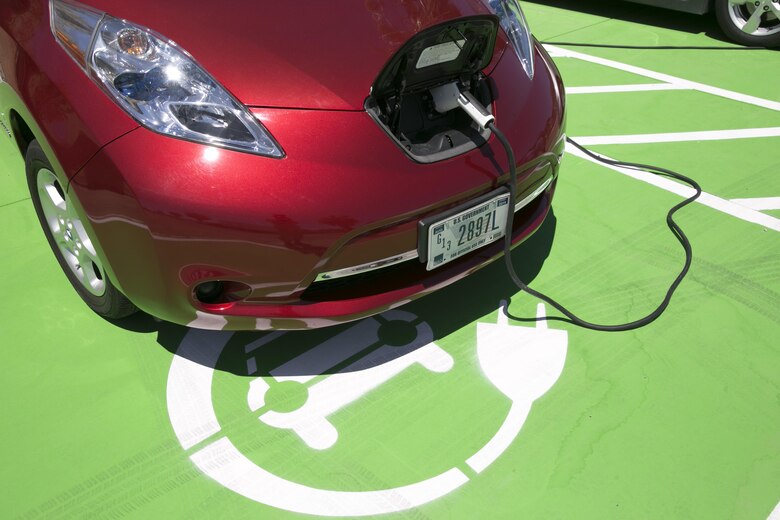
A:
26 140 138 319
715 0 780 47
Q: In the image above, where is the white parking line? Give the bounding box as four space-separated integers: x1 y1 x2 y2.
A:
565 143 780 233
730 197 780 211
545 44 780 112
547 44 780 230
566 84 691 94
575 127 780 145
767 500 780 520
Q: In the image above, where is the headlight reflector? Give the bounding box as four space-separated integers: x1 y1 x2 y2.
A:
486 0 535 79
50 0 283 158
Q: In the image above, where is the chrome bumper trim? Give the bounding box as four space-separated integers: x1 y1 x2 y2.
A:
314 250 420 282
515 176 552 212
314 175 554 283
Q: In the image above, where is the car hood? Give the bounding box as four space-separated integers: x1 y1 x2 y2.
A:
85 0 501 110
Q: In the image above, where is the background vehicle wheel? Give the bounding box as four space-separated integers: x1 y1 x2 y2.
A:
715 0 780 47
26 140 138 320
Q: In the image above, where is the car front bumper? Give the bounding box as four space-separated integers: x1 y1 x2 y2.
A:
68 43 566 330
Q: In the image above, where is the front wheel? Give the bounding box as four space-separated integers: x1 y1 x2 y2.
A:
715 0 780 47
26 140 138 320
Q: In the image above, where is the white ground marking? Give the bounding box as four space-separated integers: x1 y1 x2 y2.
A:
186 310 228 330
768 500 780 520
244 331 285 354
566 83 691 94
545 44 780 112
260 342 454 450
544 45 780 230
544 48 567 58
167 329 230 450
574 127 780 146
468 303 567 473
274 374 317 384
190 437 470 517
168 304 569 516
246 311 442 450
730 197 780 211
566 143 780 233
268 317 383 377
247 378 270 412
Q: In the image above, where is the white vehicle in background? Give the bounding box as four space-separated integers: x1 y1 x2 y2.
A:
627 0 780 46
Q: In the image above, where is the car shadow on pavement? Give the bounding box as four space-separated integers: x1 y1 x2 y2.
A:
110 209 558 377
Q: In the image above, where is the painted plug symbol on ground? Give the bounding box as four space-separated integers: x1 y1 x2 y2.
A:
246 311 453 450
169 303 569 516
476 302 567 404
465 301 568 474
245 303 567 456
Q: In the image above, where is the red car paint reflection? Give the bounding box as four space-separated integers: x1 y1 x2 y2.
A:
0 0 565 329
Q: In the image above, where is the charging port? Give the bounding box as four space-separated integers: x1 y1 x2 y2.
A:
365 16 498 163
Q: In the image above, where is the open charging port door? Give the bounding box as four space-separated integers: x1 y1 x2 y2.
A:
365 16 498 163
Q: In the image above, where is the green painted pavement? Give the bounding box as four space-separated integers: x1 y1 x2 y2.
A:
589 139 780 201
566 90 780 138
2 5 779 520
0 134 27 207
552 58 661 87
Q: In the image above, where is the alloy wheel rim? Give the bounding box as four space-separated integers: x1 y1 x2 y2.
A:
36 168 107 297
728 0 780 36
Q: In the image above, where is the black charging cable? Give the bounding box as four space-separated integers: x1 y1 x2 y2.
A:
488 123 702 331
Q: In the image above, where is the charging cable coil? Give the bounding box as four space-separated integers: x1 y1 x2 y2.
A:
430 81 701 331
489 123 702 331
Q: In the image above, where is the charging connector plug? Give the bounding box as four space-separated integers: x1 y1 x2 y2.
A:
430 82 495 130
457 90 495 130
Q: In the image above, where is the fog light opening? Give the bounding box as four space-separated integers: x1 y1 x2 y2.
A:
194 281 223 303
194 280 251 305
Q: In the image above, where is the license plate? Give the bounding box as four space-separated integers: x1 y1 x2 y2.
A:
421 189 510 271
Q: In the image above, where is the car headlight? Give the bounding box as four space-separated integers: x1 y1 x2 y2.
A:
49 0 284 158
485 0 535 79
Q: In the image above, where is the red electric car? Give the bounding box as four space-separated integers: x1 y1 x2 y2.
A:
0 0 565 330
